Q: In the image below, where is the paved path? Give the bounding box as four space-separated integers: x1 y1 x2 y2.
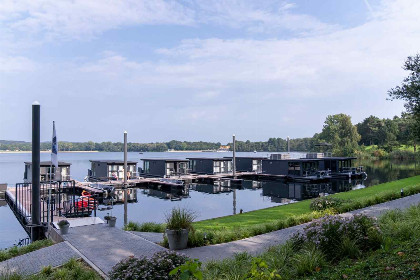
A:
180 193 420 262
129 231 164 244
62 223 167 275
0 242 78 276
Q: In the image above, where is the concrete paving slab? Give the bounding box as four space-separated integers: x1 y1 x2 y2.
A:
129 231 165 244
63 224 167 275
53 217 104 228
0 242 79 276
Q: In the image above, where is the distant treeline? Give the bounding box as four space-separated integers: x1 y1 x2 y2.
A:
0 138 315 152
0 114 417 155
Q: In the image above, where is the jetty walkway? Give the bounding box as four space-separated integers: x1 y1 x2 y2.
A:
1 193 419 278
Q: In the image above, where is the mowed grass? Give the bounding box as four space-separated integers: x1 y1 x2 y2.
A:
364 144 415 152
194 175 420 231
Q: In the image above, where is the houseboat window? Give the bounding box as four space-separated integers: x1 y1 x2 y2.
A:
288 162 300 176
144 161 150 173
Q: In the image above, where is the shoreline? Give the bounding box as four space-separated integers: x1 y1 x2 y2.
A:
0 151 99 154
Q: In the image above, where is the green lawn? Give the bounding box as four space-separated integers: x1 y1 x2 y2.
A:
194 176 420 231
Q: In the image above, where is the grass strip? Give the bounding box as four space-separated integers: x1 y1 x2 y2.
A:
194 175 420 230
0 239 54 262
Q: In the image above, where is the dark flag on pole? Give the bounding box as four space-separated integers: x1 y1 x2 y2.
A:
51 121 58 171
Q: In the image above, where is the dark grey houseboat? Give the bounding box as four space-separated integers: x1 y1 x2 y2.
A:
262 158 324 177
88 160 138 181
24 161 71 183
188 157 232 174
224 156 267 173
140 159 189 177
323 157 357 173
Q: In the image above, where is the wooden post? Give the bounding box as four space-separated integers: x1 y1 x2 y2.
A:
232 134 236 179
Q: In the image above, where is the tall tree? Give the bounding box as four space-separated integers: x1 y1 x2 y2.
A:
388 54 420 151
318 114 361 156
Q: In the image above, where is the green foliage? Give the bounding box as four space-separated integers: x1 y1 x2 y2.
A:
246 258 281 279
0 259 101 280
0 239 54 262
170 259 203 280
123 221 165 232
109 251 189 280
309 196 344 211
317 113 360 156
165 208 196 231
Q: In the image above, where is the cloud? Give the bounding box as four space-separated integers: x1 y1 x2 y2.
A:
0 0 195 40
0 55 35 73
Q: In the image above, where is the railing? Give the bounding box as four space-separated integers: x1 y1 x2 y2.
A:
12 181 97 232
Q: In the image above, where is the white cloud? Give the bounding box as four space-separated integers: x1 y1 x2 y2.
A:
0 0 195 40
0 56 35 73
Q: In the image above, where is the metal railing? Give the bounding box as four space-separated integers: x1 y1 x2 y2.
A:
12 180 97 231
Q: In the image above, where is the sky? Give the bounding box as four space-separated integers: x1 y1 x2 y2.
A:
0 0 419 144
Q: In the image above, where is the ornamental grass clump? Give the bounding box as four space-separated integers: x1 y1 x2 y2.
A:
109 251 189 280
310 196 345 211
291 214 382 261
165 208 196 231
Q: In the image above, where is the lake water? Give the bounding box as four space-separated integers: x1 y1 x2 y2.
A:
0 151 418 249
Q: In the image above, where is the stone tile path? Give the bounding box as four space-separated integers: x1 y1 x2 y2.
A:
62 224 167 275
0 242 78 276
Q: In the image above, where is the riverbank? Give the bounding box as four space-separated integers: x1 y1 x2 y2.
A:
126 175 420 247
0 151 99 154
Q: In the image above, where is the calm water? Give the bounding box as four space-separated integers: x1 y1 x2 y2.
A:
0 152 418 249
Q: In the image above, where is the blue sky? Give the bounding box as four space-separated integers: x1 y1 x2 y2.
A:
0 0 418 143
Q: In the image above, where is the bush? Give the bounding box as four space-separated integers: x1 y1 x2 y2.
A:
109 251 189 280
124 222 165 233
310 196 344 211
291 214 382 261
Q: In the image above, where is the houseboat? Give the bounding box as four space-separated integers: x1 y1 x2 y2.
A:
140 158 189 177
87 160 138 181
24 161 71 183
223 156 267 173
262 158 325 178
187 157 233 174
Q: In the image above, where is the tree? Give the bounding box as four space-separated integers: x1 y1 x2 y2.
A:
318 114 361 156
356 115 382 146
388 54 420 151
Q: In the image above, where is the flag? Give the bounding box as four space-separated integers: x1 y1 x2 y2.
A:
51 121 58 171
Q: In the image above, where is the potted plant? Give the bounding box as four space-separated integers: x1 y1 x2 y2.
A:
104 214 117 227
165 207 195 250
57 219 70 235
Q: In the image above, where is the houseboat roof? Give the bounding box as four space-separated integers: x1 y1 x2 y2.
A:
141 158 189 162
187 157 233 161
89 160 137 164
321 157 357 160
24 161 71 166
224 156 268 160
262 158 324 162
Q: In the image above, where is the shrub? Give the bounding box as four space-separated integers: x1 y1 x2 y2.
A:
165 208 196 231
109 251 189 280
310 196 344 211
291 214 382 261
124 221 165 233
57 219 69 227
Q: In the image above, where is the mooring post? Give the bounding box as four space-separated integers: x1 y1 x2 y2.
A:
232 134 236 179
31 101 41 241
123 131 128 226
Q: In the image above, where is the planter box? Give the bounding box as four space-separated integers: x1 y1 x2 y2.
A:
166 229 189 250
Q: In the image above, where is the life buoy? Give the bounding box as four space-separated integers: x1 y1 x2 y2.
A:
127 171 131 180
81 190 91 197
127 189 131 195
